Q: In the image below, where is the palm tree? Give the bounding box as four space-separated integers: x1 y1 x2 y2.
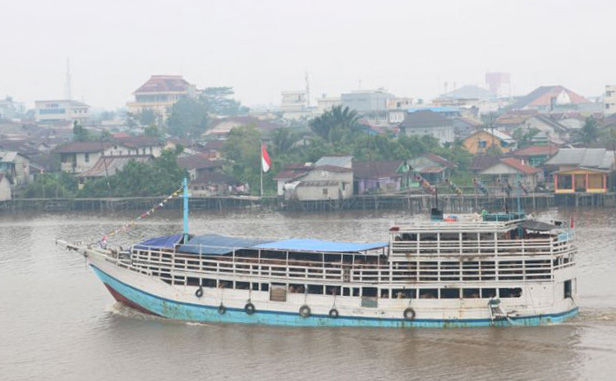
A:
309 106 360 144
577 117 599 145
270 127 298 156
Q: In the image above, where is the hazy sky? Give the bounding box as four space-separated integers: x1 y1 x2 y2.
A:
1 0 614 109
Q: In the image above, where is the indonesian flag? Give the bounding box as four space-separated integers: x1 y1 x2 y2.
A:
570 215 575 229
261 143 271 173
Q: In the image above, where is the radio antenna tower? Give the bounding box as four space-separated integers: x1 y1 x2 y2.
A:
305 71 310 108
64 58 72 100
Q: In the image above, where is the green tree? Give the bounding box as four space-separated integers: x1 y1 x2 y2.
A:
201 87 248 116
166 97 209 138
144 124 163 139
138 108 158 126
78 150 186 197
72 121 92 142
19 172 78 198
270 127 298 157
309 106 361 144
577 117 599 145
512 127 540 149
221 125 271 194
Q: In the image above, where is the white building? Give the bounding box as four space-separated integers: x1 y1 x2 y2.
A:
0 174 11 201
400 110 454 145
605 85 616 115
35 100 90 124
316 95 341 114
341 89 393 113
281 91 307 113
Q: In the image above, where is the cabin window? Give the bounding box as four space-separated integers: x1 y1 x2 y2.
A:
218 280 231 289
187 277 199 286
343 287 351 297
380 289 389 298
323 188 328 196
261 283 269 292
499 288 522 298
441 288 460 299
352 288 360 297
463 288 481 298
392 288 416 299
252 283 260 291
236 281 250 290
85 153 90 162
289 283 304 293
419 289 438 299
564 280 572 299
308 284 324 295
362 287 378 297
326 285 341 296
202 278 216 288
481 288 497 298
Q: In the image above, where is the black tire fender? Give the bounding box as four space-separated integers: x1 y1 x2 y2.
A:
403 307 416 320
245 302 256 315
299 305 311 318
328 308 339 319
218 304 226 315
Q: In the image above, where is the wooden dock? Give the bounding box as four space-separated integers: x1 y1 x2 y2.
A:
1 192 614 213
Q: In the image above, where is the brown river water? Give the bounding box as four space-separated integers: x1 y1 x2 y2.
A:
1 208 615 380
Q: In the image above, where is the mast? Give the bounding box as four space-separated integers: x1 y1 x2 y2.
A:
183 177 189 242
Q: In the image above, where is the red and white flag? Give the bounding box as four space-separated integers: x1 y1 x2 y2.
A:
261 143 271 173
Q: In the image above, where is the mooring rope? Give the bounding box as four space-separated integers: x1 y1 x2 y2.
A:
97 185 184 245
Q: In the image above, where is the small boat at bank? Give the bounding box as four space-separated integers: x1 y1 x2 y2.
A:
58 183 578 328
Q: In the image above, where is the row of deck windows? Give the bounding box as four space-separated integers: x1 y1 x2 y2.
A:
159 273 522 299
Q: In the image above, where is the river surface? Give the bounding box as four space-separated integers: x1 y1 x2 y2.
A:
1 208 615 380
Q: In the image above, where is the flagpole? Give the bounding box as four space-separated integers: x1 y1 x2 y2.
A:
260 141 264 197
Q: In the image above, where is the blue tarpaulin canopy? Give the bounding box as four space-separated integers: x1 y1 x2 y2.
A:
254 239 387 253
134 234 183 250
179 234 274 255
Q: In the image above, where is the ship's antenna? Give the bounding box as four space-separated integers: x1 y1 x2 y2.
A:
183 177 190 243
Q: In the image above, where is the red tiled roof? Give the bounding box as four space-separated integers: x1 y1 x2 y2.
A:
53 142 112 154
134 75 192 94
177 155 222 170
192 171 238 185
116 136 162 148
422 153 455 168
273 170 308 180
203 140 226 151
510 86 590 109
500 157 541 174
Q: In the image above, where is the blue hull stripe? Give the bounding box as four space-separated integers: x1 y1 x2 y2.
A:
91 265 579 328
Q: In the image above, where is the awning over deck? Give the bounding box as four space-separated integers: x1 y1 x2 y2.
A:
254 239 387 253
179 234 274 255
134 234 183 250
519 220 558 232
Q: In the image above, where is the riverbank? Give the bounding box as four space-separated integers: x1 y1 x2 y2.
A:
1 192 615 213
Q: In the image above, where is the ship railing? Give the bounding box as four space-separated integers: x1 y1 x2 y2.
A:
390 238 573 257
126 246 561 284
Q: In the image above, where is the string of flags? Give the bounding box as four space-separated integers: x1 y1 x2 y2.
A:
445 179 463 195
98 186 184 246
415 174 436 194
473 178 489 195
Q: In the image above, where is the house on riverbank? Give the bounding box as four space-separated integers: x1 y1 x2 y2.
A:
546 148 616 194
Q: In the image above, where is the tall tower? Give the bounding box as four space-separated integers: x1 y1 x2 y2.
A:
305 71 310 108
64 58 72 100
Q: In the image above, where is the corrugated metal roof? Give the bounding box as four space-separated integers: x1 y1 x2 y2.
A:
546 148 615 170
314 155 353 168
254 239 387 253
79 156 152 177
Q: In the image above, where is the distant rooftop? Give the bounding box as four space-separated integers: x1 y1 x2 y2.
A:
134 75 192 94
